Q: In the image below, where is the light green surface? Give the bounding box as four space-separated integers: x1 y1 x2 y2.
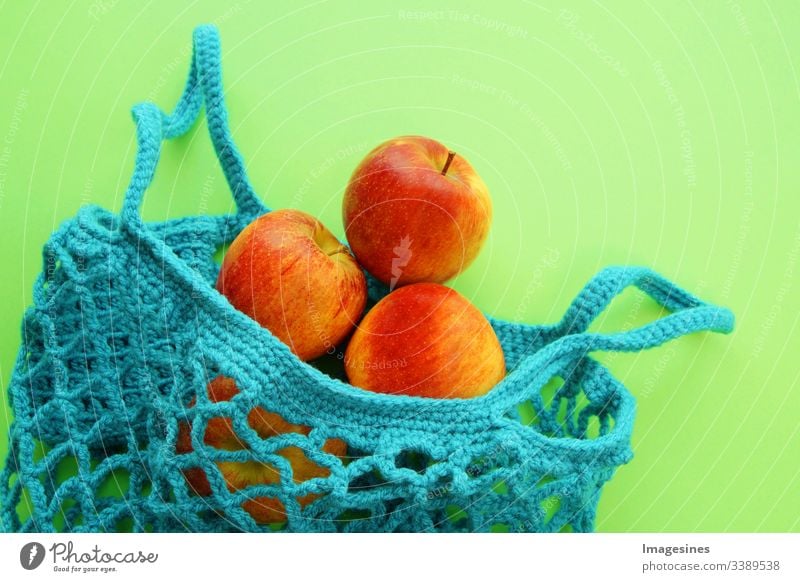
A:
1 1 798 532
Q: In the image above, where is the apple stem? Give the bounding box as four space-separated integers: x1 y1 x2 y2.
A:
441 151 456 176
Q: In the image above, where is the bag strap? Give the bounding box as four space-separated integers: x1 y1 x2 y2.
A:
552 266 734 352
486 266 734 408
121 25 266 225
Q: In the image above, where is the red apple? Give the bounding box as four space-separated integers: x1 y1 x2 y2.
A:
177 376 347 524
217 209 367 361
342 136 492 288
344 283 506 398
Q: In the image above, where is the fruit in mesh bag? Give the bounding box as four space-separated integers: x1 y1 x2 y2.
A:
343 136 492 287
217 209 367 361
176 376 347 524
344 282 506 398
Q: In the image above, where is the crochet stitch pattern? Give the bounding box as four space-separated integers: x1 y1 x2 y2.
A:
0 25 734 533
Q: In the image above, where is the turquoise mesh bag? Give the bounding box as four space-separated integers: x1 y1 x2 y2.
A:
1 25 734 533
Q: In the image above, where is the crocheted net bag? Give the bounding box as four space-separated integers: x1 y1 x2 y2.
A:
1 25 733 533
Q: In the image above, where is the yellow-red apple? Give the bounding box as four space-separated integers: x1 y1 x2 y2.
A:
342 136 492 287
177 376 347 524
217 209 367 361
344 283 505 398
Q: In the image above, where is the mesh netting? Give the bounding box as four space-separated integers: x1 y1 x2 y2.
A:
0 25 734 533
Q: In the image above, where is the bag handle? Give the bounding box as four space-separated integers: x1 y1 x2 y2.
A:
555 267 734 342
486 266 734 407
551 266 734 351
121 25 266 225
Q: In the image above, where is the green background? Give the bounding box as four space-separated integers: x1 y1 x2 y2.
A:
1 1 798 532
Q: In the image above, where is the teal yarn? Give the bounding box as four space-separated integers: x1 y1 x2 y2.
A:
0 25 734 533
